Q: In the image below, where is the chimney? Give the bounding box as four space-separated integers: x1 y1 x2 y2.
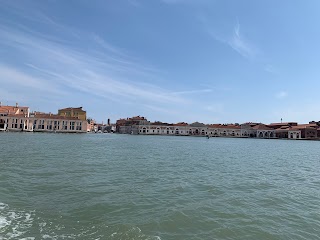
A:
108 118 110 125
16 102 18 107
0 102 2 107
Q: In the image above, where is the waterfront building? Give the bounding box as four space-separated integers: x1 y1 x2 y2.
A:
117 116 149 134
30 112 86 133
0 104 87 133
251 124 276 138
0 103 29 117
87 119 95 132
268 122 298 129
116 116 316 140
288 129 302 139
240 123 260 137
208 124 241 137
0 103 30 131
292 124 317 139
58 107 86 121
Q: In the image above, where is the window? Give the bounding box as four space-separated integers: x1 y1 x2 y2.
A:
70 121 75 130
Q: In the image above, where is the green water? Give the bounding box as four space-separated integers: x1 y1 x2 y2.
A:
1 132 320 240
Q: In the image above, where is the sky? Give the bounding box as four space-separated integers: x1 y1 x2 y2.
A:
1 0 320 124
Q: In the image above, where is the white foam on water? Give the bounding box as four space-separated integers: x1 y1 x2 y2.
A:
0 202 36 240
5 226 25 239
0 216 10 229
42 234 55 239
25 213 31 222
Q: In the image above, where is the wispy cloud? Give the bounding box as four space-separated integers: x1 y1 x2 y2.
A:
202 17 259 60
0 2 226 122
228 21 258 59
0 16 198 119
276 91 288 99
171 89 212 95
0 64 64 95
0 6 187 105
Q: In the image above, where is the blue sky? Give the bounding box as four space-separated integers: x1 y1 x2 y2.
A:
1 0 320 124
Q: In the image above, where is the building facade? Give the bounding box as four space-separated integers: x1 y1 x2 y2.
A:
116 116 320 140
58 107 87 121
0 104 87 133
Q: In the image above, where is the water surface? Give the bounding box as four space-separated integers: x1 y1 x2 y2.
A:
1 133 320 239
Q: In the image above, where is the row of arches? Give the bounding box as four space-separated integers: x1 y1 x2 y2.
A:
139 126 243 137
139 126 281 139
257 131 274 138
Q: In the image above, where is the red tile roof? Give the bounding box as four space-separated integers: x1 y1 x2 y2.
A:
252 124 274 130
208 124 241 129
269 122 297 126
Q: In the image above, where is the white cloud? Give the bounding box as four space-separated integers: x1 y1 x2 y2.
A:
202 17 259 60
228 21 258 59
171 89 212 95
0 64 65 95
276 91 288 99
0 21 198 118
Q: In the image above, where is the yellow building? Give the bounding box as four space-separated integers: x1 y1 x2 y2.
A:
58 107 87 121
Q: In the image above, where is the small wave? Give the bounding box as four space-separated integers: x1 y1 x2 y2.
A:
1 202 161 240
0 216 10 229
108 226 161 240
0 203 8 211
0 203 34 240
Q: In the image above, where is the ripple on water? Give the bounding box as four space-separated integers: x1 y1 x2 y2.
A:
2 134 320 239
0 202 161 240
